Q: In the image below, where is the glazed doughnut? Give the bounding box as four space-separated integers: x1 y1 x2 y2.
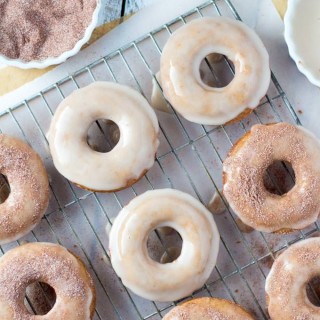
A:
223 122 320 233
0 134 49 244
265 238 320 319
48 81 159 192
0 242 96 319
109 189 220 302
163 297 254 320
160 17 270 125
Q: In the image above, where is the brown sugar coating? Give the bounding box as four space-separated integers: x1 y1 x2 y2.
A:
0 242 96 319
265 238 320 319
0 0 97 61
163 297 254 320
0 134 49 244
223 122 320 233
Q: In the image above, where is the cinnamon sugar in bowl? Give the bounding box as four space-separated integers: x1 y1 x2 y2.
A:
0 0 101 69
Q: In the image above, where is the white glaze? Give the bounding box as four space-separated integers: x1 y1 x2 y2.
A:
284 0 320 87
109 189 220 302
150 72 172 113
207 189 226 215
160 17 270 125
48 82 159 192
265 238 320 319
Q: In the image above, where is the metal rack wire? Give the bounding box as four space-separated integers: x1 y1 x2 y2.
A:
0 0 318 319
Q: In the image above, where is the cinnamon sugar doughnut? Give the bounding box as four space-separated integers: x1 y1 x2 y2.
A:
0 134 49 244
0 242 96 319
163 297 254 320
109 189 220 302
160 17 270 125
223 122 320 233
265 238 320 319
48 82 159 192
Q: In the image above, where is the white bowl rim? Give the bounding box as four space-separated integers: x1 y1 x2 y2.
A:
0 0 101 69
284 0 320 87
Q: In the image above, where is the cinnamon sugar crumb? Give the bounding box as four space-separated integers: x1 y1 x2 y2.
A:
0 0 97 61
164 298 253 320
223 123 320 232
0 134 49 241
0 244 91 318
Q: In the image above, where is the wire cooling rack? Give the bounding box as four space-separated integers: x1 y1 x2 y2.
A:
1 0 319 319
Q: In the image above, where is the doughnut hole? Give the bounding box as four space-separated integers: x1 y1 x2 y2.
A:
263 160 296 196
87 119 120 153
147 227 182 264
24 282 56 315
306 276 320 307
199 53 235 88
0 174 10 203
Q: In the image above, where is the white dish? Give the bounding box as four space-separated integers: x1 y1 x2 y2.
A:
0 0 101 69
284 0 320 86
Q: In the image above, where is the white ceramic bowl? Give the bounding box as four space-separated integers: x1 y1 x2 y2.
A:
284 0 320 86
0 0 101 69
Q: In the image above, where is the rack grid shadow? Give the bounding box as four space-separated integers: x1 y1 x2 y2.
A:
0 0 316 319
